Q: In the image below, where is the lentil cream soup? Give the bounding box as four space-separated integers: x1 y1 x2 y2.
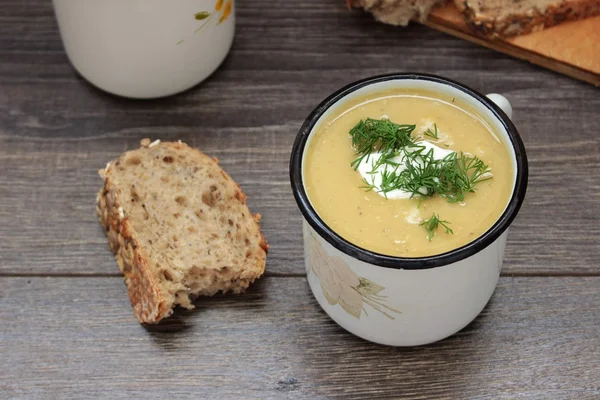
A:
303 89 514 257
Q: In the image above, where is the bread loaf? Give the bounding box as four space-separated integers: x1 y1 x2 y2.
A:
97 139 268 323
455 0 600 37
346 0 448 25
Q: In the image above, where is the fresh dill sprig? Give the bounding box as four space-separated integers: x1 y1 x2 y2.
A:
424 123 439 139
349 118 416 170
420 213 453 241
349 118 493 203
368 149 402 174
360 177 377 192
384 146 440 197
379 151 492 201
436 152 493 203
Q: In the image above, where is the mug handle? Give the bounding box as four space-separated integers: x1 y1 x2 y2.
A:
486 93 513 120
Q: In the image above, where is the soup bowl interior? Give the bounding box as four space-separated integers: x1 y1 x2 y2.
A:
290 73 528 346
291 73 528 270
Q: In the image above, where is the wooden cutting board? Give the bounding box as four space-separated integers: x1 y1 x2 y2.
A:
423 3 600 86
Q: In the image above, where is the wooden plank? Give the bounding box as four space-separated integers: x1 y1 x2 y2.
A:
0 130 302 277
1 276 599 399
426 4 600 86
0 0 599 275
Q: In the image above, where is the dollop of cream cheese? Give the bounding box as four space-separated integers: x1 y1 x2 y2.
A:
357 141 454 200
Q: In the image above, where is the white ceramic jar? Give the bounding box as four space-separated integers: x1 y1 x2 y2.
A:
290 73 528 347
53 0 235 98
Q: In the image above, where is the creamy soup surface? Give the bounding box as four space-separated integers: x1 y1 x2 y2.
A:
303 89 514 257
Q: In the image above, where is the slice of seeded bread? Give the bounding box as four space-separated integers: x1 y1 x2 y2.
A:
346 0 448 26
97 139 268 324
455 0 600 37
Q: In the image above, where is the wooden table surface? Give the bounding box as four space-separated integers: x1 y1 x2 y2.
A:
1 1 599 399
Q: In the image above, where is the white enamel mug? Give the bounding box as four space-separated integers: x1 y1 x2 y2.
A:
290 73 528 347
53 0 235 98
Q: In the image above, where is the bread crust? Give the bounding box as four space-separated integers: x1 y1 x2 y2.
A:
97 140 268 324
97 179 172 323
346 0 448 25
455 0 600 37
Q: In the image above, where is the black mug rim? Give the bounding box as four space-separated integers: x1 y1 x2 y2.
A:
289 73 528 270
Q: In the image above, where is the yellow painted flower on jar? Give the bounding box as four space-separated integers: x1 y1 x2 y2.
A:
178 0 233 43
218 0 232 24
194 0 232 27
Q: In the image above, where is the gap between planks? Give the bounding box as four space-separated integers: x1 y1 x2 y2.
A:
2 271 600 278
0 271 307 278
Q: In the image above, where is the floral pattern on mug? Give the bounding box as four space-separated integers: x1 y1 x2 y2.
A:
178 0 233 44
308 235 401 320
